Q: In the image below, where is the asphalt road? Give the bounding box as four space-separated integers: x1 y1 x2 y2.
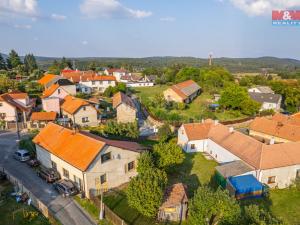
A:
0 131 97 225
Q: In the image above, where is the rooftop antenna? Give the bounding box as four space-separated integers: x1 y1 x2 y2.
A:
209 52 213 66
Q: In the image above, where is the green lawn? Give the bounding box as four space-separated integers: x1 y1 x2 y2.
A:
0 182 51 225
242 188 300 225
133 85 247 122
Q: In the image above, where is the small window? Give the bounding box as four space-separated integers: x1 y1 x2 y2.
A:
108 81 111 84
191 144 195 149
58 89 61 94
128 161 135 172
0 103 2 107
51 161 57 170
101 152 111 163
92 81 95 85
100 174 107 184
296 169 300 178
63 168 69 179
83 106 86 111
82 117 89 123
99 81 103 85
268 176 276 184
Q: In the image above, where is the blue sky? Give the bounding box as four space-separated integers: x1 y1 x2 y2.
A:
0 0 300 59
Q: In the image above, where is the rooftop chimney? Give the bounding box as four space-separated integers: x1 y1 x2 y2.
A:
201 119 204 123
270 138 275 145
214 120 219 125
229 127 234 133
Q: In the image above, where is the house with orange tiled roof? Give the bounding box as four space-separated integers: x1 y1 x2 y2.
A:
178 120 300 189
33 122 145 198
112 92 137 123
104 68 127 81
38 74 62 89
0 90 34 123
163 80 201 103
79 75 116 94
41 83 70 114
61 96 98 127
29 111 57 129
249 116 300 143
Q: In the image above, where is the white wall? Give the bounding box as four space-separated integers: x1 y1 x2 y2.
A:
126 82 154 87
206 139 240 163
260 165 300 188
42 98 61 114
0 101 17 121
261 102 279 111
79 80 116 93
61 85 76 95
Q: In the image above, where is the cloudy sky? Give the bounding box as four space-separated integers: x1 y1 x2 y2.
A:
0 0 300 59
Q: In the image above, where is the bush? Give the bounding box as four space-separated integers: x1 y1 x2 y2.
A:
157 123 172 142
103 121 139 139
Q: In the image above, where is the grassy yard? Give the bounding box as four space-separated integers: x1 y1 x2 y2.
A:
0 181 51 225
133 85 247 122
242 188 300 225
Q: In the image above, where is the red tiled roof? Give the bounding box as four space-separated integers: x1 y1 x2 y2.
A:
181 120 300 170
0 93 28 111
112 92 136 110
160 183 188 209
169 80 200 100
42 84 60 99
31 112 57 121
250 117 300 142
62 71 96 83
86 76 116 81
8 90 28 99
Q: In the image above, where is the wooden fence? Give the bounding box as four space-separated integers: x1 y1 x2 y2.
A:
90 192 127 225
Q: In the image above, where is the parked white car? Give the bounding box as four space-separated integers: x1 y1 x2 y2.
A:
14 149 30 162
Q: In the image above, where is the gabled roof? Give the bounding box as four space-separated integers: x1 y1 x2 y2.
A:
33 123 145 171
170 80 201 100
249 86 274 94
33 123 106 171
61 95 91 115
250 117 300 141
38 74 59 85
7 90 28 99
181 120 300 170
249 92 281 104
61 71 96 83
85 75 116 82
182 121 213 141
112 92 136 110
41 84 60 99
160 183 188 209
31 112 57 121
0 93 28 111
56 79 74 86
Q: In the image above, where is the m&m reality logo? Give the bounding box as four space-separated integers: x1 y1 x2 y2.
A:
272 10 300 26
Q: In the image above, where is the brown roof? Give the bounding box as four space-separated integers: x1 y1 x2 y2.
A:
31 112 57 121
160 183 188 209
0 93 28 111
182 121 213 141
216 160 254 178
250 117 300 142
112 92 136 110
61 71 96 83
33 123 145 171
272 113 300 127
87 76 116 81
38 74 59 85
8 90 28 99
33 123 106 171
169 80 200 100
61 95 92 115
181 120 300 170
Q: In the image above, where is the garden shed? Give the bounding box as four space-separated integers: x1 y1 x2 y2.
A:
158 183 188 222
227 174 264 200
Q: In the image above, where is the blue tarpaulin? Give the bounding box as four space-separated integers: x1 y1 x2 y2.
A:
229 175 263 195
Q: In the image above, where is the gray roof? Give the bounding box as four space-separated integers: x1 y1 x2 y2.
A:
180 83 200 96
253 86 274 94
216 160 254 178
249 92 282 104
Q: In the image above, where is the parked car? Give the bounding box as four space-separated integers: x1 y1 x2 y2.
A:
13 150 30 162
36 166 60 183
53 179 78 197
26 158 40 167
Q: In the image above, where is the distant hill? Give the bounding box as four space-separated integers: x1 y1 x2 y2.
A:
1 53 300 73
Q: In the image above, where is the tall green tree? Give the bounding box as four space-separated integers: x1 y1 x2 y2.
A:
189 187 240 225
7 49 22 69
153 140 185 170
175 67 201 83
24 54 38 74
0 54 6 70
127 168 167 218
136 151 155 174
242 205 283 225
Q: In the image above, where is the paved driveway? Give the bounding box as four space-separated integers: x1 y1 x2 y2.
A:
0 131 97 225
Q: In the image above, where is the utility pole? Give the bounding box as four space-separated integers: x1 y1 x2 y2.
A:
209 52 213 66
15 110 20 141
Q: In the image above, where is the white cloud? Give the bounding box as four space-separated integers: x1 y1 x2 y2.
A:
0 0 38 17
14 24 32 29
51 13 67 21
80 0 152 19
160 17 176 22
82 40 88 45
229 0 300 16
